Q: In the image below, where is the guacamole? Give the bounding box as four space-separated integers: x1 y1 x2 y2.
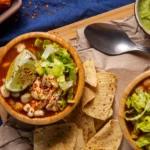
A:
139 0 150 31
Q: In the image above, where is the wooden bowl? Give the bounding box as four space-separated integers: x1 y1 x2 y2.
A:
119 71 150 150
0 32 84 125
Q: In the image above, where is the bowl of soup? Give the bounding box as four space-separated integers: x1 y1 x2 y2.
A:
119 71 150 150
0 32 84 125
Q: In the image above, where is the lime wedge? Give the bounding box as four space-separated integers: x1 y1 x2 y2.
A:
5 50 37 92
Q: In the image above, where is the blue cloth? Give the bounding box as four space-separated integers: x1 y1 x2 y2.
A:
0 0 134 46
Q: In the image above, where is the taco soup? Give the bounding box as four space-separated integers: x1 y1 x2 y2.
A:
0 38 78 118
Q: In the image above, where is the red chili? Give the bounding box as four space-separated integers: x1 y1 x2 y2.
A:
33 83 38 88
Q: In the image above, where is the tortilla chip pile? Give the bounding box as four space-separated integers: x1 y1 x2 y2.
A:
34 59 123 150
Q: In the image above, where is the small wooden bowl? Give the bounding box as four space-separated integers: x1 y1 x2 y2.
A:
119 71 150 150
0 32 85 125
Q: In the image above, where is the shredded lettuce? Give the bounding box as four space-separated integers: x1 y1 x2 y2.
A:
42 45 55 60
136 133 150 148
131 93 147 113
67 87 74 103
137 116 150 132
126 97 132 109
34 39 77 107
36 62 45 75
69 68 77 85
125 91 150 149
125 100 150 121
45 59 65 77
131 121 140 139
57 75 65 83
34 38 43 48
40 60 51 67
36 42 77 85
59 80 73 91
57 100 67 110
137 121 150 132
43 40 51 49
146 144 150 150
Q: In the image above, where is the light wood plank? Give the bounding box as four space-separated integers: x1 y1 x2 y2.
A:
50 3 134 40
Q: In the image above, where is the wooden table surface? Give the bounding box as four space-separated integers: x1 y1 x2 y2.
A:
0 3 134 123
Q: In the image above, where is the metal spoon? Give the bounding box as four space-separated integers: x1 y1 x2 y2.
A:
84 23 150 55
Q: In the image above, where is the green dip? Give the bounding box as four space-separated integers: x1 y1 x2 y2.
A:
139 0 150 31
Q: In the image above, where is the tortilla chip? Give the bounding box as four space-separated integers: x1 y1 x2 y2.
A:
83 119 123 150
82 72 117 120
83 59 97 87
82 86 96 108
94 109 113 131
75 129 85 150
86 115 96 140
34 123 77 150
64 103 96 142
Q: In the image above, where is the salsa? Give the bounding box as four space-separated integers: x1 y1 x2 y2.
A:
0 38 78 118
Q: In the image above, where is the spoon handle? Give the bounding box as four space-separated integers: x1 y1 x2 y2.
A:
135 45 150 53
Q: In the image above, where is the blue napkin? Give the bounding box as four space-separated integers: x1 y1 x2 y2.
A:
0 0 134 46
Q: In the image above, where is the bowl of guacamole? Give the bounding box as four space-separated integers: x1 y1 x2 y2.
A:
135 0 150 35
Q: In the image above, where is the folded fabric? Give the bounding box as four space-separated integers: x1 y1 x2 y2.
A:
0 117 33 150
0 0 134 46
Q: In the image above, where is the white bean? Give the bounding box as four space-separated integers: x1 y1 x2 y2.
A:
11 92 20 98
21 93 31 103
16 43 25 53
23 103 31 112
0 84 10 98
27 107 34 117
34 110 45 117
14 102 24 112
2 78 5 83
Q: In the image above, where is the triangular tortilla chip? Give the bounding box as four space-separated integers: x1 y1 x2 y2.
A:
82 72 117 120
94 109 113 131
82 86 96 107
34 123 77 150
83 59 97 87
64 103 96 142
75 129 85 150
83 120 123 150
